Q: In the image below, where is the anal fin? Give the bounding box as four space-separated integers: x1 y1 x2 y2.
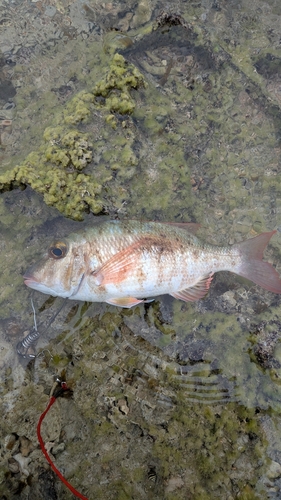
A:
170 273 213 302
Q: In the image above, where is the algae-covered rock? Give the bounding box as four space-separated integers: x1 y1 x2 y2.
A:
0 146 102 221
0 53 147 220
0 89 104 220
93 53 146 126
43 126 93 170
7 308 266 500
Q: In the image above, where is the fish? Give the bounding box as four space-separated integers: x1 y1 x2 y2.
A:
24 220 281 308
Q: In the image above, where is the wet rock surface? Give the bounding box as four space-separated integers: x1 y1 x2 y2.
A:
0 0 281 499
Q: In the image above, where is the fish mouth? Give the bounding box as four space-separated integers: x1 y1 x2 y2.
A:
24 274 59 296
24 276 37 285
23 272 85 298
24 273 38 286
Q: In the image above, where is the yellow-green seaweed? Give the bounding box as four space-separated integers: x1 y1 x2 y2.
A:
93 53 146 124
0 53 148 220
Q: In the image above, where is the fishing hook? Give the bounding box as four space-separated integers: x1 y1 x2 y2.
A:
17 298 66 359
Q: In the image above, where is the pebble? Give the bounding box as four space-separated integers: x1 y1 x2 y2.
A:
45 6 57 17
4 433 16 449
267 460 281 479
0 119 12 126
118 398 129 415
165 476 184 493
131 0 152 28
13 453 30 476
222 291 237 307
3 102 15 110
8 457 20 474
52 442 65 455
19 436 33 457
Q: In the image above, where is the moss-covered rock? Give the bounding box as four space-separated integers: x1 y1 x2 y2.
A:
93 53 146 125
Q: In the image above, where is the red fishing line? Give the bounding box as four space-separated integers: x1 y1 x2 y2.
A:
37 385 88 500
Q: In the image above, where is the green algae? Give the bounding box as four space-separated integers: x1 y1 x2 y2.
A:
16 308 267 500
0 296 274 499
93 53 146 125
150 401 267 498
0 52 149 220
0 96 103 220
2 17 280 225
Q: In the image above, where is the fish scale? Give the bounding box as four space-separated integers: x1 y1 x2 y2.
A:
24 220 281 308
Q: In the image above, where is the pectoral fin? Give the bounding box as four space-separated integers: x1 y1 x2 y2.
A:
170 273 213 302
92 243 140 286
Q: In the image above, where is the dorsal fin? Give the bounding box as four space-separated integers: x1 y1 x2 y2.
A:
124 219 200 234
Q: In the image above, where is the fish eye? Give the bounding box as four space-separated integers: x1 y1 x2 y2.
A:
49 241 68 259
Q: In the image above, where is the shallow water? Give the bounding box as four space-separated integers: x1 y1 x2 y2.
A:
1 0 281 498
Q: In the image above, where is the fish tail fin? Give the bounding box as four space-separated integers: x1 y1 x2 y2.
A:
234 230 281 293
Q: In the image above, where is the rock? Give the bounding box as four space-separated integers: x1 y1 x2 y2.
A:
4 433 17 451
19 436 33 457
118 398 129 415
13 453 30 476
165 475 184 493
131 0 152 28
8 457 20 474
222 291 237 307
267 460 281 479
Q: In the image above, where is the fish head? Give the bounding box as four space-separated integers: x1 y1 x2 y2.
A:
24 237 88 298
